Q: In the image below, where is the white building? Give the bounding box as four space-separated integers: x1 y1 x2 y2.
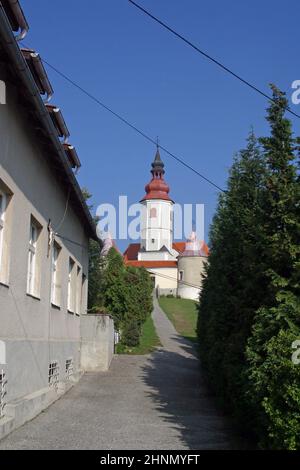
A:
0 0 114 439
124 150 209 300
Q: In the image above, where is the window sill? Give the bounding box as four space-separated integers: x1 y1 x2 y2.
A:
26 292 40 301
0 281 9 289
51 303 61 310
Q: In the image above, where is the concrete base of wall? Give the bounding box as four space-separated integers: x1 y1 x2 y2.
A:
80 314 115 372
158 288 178 297
0 372 82 441
177 286 200 301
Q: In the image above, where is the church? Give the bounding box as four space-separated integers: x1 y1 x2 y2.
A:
123 149 209 300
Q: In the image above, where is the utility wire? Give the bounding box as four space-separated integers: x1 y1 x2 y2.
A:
21 41 225 193
128 0 300 120
150 269 203 290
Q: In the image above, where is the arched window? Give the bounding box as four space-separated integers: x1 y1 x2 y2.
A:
150 208 157 218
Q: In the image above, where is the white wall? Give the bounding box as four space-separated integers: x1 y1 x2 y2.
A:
147 267 178 289
0 77 89 402
80 315 114 371
140 199 173 252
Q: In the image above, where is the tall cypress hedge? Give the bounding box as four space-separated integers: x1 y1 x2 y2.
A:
197 86 300 449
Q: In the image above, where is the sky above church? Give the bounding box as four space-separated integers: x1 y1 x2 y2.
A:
21 0 300 251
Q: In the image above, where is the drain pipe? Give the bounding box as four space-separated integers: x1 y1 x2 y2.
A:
7 0 29 41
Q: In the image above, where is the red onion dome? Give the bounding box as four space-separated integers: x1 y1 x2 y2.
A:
141 149 172 202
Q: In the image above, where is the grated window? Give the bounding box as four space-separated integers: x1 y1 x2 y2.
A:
0 370 7 418
65 358 74 380
48 361 59 389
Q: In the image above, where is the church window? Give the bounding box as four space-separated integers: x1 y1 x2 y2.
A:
150 208 157 218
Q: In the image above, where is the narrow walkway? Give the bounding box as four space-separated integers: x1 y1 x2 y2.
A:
0 299 237 449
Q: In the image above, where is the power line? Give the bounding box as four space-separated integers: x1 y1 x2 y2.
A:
149 269 204 290
128 0 300 120
21 41 225 193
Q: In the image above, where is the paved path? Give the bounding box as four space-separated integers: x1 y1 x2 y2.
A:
0 299 237 450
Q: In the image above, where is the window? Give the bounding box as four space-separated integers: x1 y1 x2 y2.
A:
67 258 76 312
66 358 73 380
48 361 59 388
150 207 157 218
179 270 184 281
27 218 41 297
0 191 7 277
51 242 61 307
76 266 82 315
0 183 12 285
151 238 155 244
81 273 87 315
0 369 7 418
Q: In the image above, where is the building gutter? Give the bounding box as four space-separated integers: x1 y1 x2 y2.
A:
0 4 97 240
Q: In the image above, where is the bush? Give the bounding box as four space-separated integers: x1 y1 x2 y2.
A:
102 248 153 349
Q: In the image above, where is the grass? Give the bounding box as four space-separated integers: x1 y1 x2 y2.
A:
116 314 161 355
158 297 198 344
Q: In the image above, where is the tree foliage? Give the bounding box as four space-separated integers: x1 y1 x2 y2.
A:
102 248 153 347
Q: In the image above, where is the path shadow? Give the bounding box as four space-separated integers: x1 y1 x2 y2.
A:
141 342 251 450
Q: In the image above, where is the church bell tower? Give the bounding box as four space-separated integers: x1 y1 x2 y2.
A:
139 149 174 259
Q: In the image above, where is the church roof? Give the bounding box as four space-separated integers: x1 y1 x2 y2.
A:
125 260 177 268
123 242 186 263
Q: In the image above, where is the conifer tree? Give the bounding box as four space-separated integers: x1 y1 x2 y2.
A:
246 86 300 449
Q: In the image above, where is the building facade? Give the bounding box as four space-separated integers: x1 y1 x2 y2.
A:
0 0 99 434
124 150 209 300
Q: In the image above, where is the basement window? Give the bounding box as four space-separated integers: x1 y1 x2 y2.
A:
65 358 74 380
48 361 59 389
0 370 7 418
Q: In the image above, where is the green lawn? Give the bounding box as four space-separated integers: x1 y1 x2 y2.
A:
158 297 198 343
116 314 161 355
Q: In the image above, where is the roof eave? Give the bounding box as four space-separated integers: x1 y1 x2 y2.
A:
0 5 97 240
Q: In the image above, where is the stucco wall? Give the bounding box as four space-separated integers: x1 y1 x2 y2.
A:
140 199 173 252
0 79 89 402
177 256 207 300
147 267 178 290
80 315 115 371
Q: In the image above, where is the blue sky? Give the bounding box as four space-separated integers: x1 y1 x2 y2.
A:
21 0 300 251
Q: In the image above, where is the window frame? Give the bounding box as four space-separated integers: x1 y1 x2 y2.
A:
51 242 61 307
0 190 7 275
26 217 41 298
67 258 76 313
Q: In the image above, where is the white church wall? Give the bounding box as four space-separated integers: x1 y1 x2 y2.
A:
147 267 178 297
140 199 173 252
